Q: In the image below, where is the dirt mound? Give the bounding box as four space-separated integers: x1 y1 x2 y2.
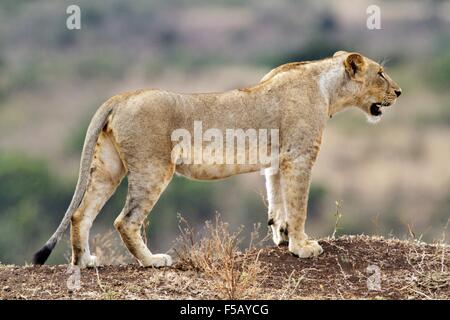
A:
0 236 448 300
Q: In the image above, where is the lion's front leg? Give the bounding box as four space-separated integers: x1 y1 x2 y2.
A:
280 158 323 258
265 169 288 245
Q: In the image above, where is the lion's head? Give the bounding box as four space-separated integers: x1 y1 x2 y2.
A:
334 51 402 122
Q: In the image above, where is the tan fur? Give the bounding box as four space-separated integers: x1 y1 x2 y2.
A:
67 52 401 267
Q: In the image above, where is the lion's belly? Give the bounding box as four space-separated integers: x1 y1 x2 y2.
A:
175 163 262 180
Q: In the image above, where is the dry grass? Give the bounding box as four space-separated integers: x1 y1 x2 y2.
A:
92 230 134 266
397 219 449 299
173 214 267 299
0 234 448 300
2 216 448 300
401 242 449 298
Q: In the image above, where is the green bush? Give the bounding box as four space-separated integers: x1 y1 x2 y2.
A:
0 153 72 264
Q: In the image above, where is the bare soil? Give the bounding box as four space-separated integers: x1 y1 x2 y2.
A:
0 236 448 300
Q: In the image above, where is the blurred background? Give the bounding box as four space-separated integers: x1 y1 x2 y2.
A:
0 0 449 264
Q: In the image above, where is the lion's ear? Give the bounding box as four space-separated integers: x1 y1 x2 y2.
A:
333 51 347 57
344 53 366 80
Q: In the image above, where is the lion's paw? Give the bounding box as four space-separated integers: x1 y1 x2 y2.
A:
77 254 97 268
141 254 172 268
289 239 323 258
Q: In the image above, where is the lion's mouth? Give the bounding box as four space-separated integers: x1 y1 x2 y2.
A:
370 103 383 116
370 101 393 116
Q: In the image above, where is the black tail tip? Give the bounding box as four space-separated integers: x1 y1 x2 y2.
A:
32 245 53 265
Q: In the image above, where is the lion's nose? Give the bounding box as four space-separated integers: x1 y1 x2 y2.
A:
394 89 402 97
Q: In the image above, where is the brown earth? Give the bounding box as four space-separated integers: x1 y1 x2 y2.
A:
0 236 448 300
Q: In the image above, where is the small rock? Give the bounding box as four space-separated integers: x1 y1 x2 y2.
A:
3 286 11 292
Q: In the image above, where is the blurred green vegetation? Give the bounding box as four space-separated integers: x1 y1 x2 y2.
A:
77 55 126 80
0 153 72 263
0 0 34 14
432 51 450 89
415 100 450 126
256 39 347 68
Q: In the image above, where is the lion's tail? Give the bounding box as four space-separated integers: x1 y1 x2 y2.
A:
32 101 115 265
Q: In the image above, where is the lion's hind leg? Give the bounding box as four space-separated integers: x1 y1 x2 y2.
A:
114 160 174 267
265 170 289 246
71 131 125 267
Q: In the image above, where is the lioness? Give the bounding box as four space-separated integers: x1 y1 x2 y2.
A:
33 51 401 267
